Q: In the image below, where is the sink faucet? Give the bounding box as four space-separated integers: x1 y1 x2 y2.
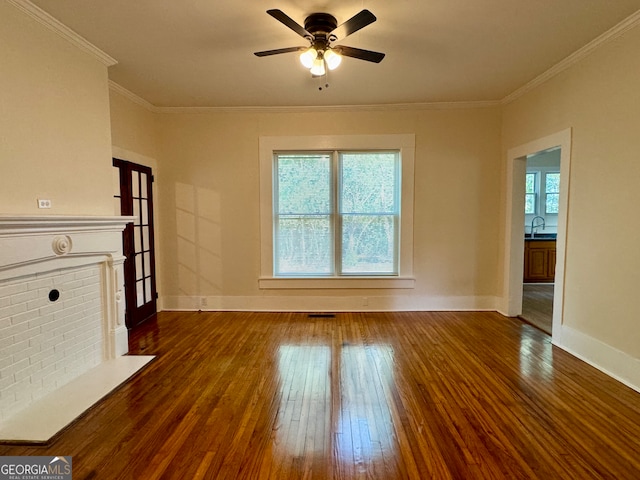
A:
530 216 545 237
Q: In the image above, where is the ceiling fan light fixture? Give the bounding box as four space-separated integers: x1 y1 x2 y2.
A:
255 9 385 82
299 47 317 68
324 48 342 70
310 57 326 76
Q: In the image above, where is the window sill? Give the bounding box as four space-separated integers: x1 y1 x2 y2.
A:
258 276 416 290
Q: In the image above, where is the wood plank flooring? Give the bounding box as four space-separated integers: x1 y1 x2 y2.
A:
2 311 640 479
520 284 554 334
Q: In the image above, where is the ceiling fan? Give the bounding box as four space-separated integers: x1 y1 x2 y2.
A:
254 9 385 77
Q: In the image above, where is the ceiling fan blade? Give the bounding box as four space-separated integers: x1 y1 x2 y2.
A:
334 45 385 63
254 46 305 57
330 10 377 41
267 9 312 39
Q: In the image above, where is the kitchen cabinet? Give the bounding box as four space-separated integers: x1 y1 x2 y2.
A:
524 240 556 283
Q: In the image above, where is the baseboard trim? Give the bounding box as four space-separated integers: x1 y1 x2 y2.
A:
553 326 640 394
161 294 498 313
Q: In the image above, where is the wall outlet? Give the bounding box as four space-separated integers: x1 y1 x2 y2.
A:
37 199 52 209
363 297 369 306
200 297 208 307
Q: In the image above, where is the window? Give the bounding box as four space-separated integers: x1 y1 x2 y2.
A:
340 152 398 274
274 151 399 276
524 170 560 216
525 172 537 214
259 135 415 289
275 153 332 275
545 173 560 214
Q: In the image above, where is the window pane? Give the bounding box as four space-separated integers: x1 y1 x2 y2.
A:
546 173 560 194
277 154 331 214
140 173 148 199
136 280 144 307
141 199 149 225
525 193 536 214
143 226 150 251
132 171 140 198
525 172 537 214
340 153 398 214
276 215 332 275
133 200 141 226
342 215 396 274
135 253 143 280
546 193 559 214
545 173 560 213
525 173 536 194
134 226 142 252
144 252 151 277
145 278 152 303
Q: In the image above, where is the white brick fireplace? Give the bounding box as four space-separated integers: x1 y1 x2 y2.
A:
0 215 154 442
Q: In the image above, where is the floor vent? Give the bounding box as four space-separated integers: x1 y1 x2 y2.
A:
308 313 336 318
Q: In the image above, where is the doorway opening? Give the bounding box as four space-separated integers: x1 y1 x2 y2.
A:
519 149 560 333
502 129 571 340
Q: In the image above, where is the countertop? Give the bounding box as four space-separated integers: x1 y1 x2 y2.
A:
525 233 557 241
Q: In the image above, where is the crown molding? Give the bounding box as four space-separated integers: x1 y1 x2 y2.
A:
106 84 500 113
108 81 157 112
502 8 640 105
6 0 117 66
153 100 501 114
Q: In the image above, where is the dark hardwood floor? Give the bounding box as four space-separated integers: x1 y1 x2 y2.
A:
2 311 640 479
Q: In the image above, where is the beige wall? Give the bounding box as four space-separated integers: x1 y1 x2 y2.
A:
502 26 640 360
109 90 159 161
0 1 113 215
154 107 503 310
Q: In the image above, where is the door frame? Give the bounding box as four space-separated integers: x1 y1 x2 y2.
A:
501 128 572 339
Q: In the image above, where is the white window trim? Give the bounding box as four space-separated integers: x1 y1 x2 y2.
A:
259 134 415 289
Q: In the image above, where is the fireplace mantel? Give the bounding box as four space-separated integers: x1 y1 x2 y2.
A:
0 215 135 279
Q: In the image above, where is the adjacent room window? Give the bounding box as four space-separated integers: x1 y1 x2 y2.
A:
259 134 415 289
524 170 560 216
525 172 537 214
545 172 560 214
274 151 399 276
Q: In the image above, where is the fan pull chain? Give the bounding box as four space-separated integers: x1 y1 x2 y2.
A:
318 63 330 91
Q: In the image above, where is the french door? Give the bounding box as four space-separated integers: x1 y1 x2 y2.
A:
113 158 158 328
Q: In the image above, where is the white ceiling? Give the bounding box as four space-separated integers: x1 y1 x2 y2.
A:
29 0 640 108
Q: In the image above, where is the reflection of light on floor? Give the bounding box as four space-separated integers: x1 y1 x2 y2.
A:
336 345 395 468
519 334 554 380
276 345 331 456
275 344 396 469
